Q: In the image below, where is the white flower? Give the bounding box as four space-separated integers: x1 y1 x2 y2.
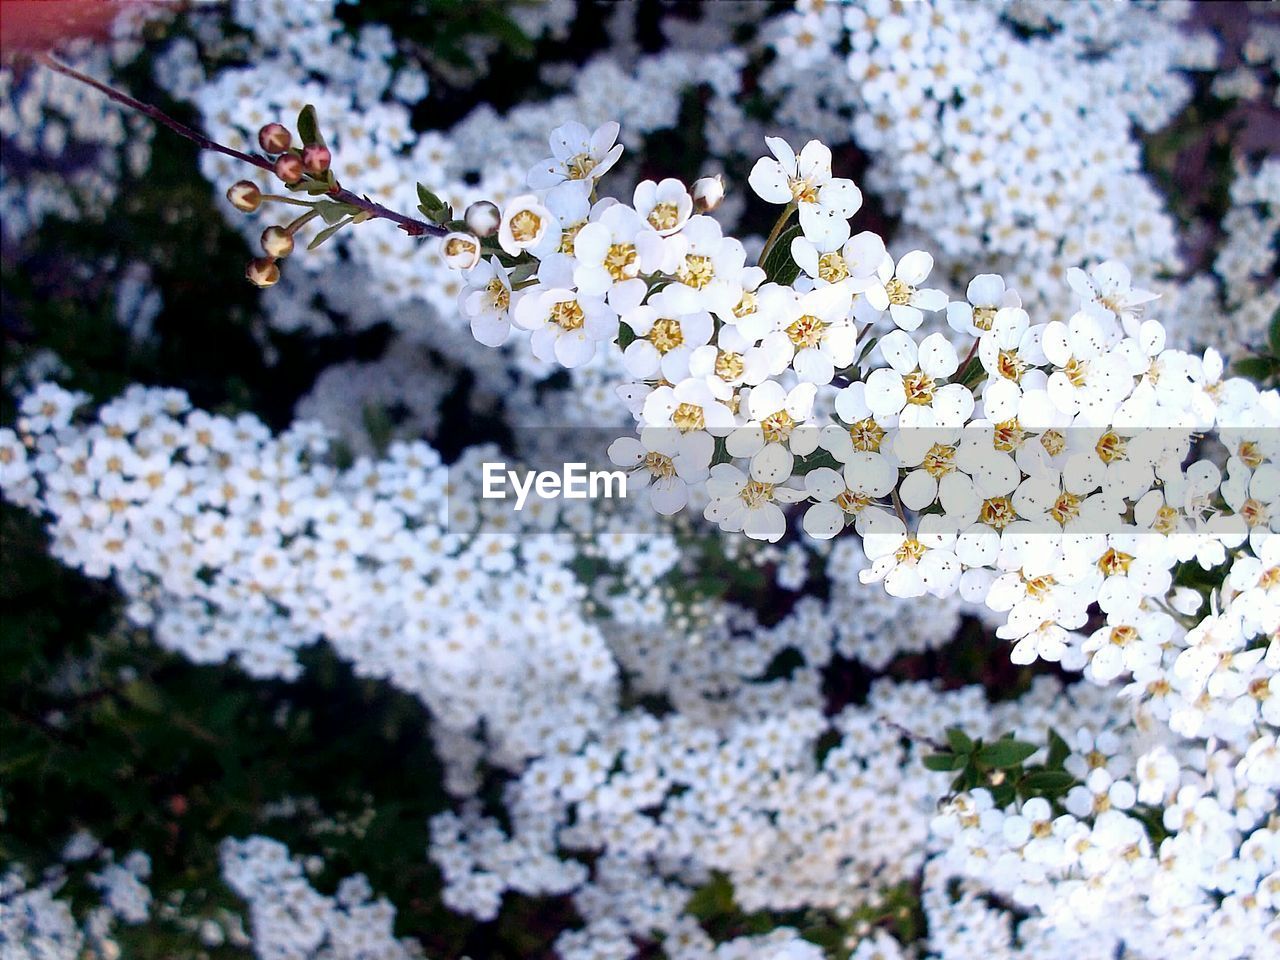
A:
757 283 856 385
748 137 862 243
1066 260 1158 337
459 257 514 347
790 230 885 292
726 381 817 481
864 250 948 331
947 273 1021 337
608 427 712 516
512 255 617 367
662 216 748 315
572 204 665 298
859 512 962 598
800 458 895 540
632 178 693 236
704 462 805 542
441 232 481 270
641 378 736 437
865 330 974 428
527 120 624 190
621 290 714 382
498 194 557 256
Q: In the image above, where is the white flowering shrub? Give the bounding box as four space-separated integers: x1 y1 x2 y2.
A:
1 1 1278 959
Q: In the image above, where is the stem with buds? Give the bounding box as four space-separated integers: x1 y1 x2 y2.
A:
34 53 445 239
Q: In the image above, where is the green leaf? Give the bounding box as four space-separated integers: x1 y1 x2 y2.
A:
761 223 804 285
977 739 1038 768
923 752 966 772
315 200 357 225
1233 355 1277 382
297 104 324 148
1020 770 1076 793
416 183 449 223
1268 306 1279 357
308 218 352 250
945 727 974 755
1047 728 1070 769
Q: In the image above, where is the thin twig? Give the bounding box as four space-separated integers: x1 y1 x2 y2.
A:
35 53 444 238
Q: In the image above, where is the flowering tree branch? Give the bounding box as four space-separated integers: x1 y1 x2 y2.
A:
35 52 444 238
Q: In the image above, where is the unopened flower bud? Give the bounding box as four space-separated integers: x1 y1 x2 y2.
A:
273 153 304 184
226 180 262 213
692 175 725 213
302 144 331 175
245 257 280 288
258 122 291 154
261 225 294 259
442 232 481 270
464 201 501 238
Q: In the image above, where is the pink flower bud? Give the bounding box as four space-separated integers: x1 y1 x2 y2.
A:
302 144 331 175
261 226 294 259
273 154 304 184
692 175 725 213
258 123 291 155
442 232 481 270
226 180 262 213
245 257 280 288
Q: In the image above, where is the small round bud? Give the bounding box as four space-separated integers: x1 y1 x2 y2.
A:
226 180 262 213
464 200 501 238
246 257 280 288
261 225 294 259
691 175 725 213
441 232 481 271
258 122 291 155
273 153 304 184
302 144 332 175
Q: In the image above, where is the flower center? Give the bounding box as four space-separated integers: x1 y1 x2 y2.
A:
1238 441 1263 469
971 306 997 331
715 351 745 380
485 278 510 312
604 242 639 281
1095 431 1126 464
1098 547 1135 576
1110 625 1137 647
1040 429 1066 456
996 349 1025 382
550 300 585 331
672 402 706 433
836 490 870 514
885 277 913 306
642 451 676 479
993 418 1025 451
1024 574 1055 598
922 443 955 478
567 153 597 180
649 318 684 354
789 176 819 204
894 537 927 564
979 496 1017 530
733 291 757 319
761 409 796 443
1051 491 1081 526
678 255 715 289
1152 505 1179 534
647 202 680 232
1064 357 1088 388
740 480 775 508
509 210 543 243
1241 498 1269 528
818 252 849 283
786 314 826 349
558 220 586 256
903 370 935 405
849 417 885 452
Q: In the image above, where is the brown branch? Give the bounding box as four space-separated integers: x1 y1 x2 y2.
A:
35 53 443 238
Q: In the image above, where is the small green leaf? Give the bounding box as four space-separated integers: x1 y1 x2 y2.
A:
761 223 804 285
1268 307 1279 356
416 183 449 223
1233 355 1277 382
297 104 324 147
946 727 974 755
977 739 1038 768
923 752 966 772
308 218 352 250
1020 770 1076 794
315 200 357 225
